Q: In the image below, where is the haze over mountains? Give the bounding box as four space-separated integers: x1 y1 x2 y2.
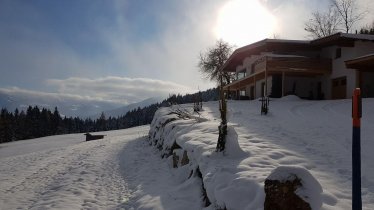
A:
90 97 163 119
0 89 162 118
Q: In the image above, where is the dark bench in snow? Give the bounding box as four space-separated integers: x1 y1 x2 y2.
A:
84 133 106 141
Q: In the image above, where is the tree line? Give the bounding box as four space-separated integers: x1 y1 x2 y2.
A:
0 88 218 143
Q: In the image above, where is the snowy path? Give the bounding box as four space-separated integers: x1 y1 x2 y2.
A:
0 126 200 210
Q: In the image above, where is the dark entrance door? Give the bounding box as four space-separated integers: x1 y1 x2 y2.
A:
331 76 347 99
261 82 265 97
250 86 254 100
270 74 282 98
317 82 324 100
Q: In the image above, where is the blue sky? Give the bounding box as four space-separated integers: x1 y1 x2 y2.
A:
0 0 372 105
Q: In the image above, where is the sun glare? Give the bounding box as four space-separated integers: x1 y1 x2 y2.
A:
214 0 277 47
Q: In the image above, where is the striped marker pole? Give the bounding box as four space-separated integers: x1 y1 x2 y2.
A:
352 88 362 210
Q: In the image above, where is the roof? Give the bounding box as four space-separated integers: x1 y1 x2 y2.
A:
311 33 374 47
221 33 374 72
221 39 311 72
345 53 374 70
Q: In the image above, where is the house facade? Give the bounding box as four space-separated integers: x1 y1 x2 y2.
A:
222 33 374 100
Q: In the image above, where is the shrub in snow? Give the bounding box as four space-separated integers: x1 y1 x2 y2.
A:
264 166 323 210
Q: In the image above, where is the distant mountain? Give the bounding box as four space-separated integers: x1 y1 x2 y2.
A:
0 91 121 118
93 97 163 119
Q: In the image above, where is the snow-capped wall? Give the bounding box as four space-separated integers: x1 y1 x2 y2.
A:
148 105 324 210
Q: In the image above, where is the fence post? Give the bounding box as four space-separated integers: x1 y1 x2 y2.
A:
352 88 362 210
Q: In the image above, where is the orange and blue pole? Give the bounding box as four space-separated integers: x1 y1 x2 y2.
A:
352 88 362 210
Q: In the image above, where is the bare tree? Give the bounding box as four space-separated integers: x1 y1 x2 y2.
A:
332 0 366 33
198 40 234 85
198 40 233 152
305 6 340 38
305 0 366 38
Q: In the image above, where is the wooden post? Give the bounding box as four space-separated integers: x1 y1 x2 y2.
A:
265 57 268 96
352 88 362 210
282 71 285 97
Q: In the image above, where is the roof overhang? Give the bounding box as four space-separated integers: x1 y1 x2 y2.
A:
345 54 374 70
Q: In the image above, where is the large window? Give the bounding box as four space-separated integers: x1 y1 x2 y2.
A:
335 48 341 59
237 69 246 80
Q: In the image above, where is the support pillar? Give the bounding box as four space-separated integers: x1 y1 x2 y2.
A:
265 57 268 96
254 75 256 99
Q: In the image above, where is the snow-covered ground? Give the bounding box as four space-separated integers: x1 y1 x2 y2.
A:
219 97 374 209
1 97 374 210
149 96 374 210
0 126 201 210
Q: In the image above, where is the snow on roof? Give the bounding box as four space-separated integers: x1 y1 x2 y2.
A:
263 53 306 58
235 33 372 56
340 33 374 41
235 39 309 54
266 39 309 44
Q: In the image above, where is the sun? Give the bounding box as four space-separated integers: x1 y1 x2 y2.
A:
214 0 277 47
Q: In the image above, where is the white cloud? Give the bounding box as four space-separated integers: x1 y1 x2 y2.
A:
1 75 195 107
47 76 195 104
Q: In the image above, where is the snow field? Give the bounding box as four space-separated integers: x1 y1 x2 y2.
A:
0 126 201 210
